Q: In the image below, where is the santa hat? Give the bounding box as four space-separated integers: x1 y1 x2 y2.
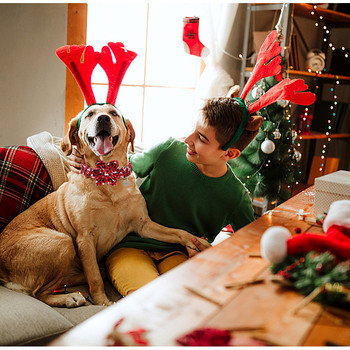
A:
261 200 350 264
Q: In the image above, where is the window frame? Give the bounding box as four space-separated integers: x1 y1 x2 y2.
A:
64 3 87 134
65 3 205 143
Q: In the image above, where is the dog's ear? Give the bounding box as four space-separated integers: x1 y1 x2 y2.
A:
125 119 135 153
61 115 80 156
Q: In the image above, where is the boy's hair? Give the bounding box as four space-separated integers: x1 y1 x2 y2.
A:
201 97 263 151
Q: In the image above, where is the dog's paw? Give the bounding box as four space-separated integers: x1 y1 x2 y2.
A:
186 236 211 251
65 292 87 308
197 237 211 248
92 295 113 306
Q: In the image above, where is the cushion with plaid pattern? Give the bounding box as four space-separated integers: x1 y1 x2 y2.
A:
0 146 53 232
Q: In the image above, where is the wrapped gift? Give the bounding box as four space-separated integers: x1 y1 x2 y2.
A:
314 170 350 216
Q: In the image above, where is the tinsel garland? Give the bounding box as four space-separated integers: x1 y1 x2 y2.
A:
271 251 350 306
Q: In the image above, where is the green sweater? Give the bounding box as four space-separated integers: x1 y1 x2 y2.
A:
107 138 254 254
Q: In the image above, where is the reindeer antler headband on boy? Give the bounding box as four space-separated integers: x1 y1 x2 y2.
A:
56 42 137 129
222 30 316 151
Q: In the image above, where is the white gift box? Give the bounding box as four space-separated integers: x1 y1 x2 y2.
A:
314 170 350 216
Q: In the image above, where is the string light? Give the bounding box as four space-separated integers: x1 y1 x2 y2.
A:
307 5 346 175
311 5 349 60
317 81 339 174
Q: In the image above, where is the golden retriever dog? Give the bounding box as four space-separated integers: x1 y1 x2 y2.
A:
0 104 210 308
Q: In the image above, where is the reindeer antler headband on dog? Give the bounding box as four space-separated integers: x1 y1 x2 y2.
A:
222 30 316 151
56 42 137 129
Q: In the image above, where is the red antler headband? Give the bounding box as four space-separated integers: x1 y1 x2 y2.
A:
56 41 137 114
99 42 137 105
222 30 316 151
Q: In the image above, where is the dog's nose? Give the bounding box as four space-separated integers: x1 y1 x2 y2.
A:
97 114 110 124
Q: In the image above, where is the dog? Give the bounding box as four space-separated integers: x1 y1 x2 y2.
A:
0 104 211 308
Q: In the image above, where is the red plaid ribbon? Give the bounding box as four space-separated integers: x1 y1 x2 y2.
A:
81 159 132 186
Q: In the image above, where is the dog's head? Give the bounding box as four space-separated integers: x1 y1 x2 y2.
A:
61 104 135 163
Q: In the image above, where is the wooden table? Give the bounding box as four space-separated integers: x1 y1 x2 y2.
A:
53 187 350 346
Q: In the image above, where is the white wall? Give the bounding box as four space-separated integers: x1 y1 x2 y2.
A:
0 3 68 146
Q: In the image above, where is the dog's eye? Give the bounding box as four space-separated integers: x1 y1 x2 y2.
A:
110 111 117 117
87 112 94 118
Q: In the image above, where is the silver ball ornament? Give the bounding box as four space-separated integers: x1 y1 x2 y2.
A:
252 86 265 99
273 128 282 139
278 99 289 108
261 139 275 154
294 150 302 162
292 130 298 141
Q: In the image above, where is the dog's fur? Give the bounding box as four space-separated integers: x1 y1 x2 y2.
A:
0 104 210 307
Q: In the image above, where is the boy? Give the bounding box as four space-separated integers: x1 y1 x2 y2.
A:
69 88 263 296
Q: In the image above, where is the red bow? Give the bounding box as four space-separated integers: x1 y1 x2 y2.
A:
81 160 132 186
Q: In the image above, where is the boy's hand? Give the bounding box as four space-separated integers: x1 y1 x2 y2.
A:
67 146 84 173
186 237 210 258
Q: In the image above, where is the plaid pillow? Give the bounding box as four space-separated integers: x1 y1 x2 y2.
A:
0 146 53 232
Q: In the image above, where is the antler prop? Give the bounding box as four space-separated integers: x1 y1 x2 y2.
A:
56 45 101 105
99 42 137 105
222 31 315 149
240 30 282 101
248 78 316 114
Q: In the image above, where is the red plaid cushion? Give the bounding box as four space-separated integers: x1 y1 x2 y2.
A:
0 146 53 232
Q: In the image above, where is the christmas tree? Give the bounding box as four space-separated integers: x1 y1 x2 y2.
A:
229 74 302 205
226 29 314 206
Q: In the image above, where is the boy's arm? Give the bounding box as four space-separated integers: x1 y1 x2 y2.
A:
229 190 255 232
129 138 173 178
68 146 84 173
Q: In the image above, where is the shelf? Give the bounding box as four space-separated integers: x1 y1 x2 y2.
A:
245 67 350 82
298 131 350 140
287 70 350 82
251 3 350 28
293 3 350 28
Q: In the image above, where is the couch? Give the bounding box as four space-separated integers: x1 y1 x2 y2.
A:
0 282 122 345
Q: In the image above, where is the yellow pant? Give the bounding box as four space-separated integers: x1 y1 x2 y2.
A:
105 248 188 296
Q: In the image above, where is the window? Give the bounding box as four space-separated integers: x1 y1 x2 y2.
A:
87 3 208 147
